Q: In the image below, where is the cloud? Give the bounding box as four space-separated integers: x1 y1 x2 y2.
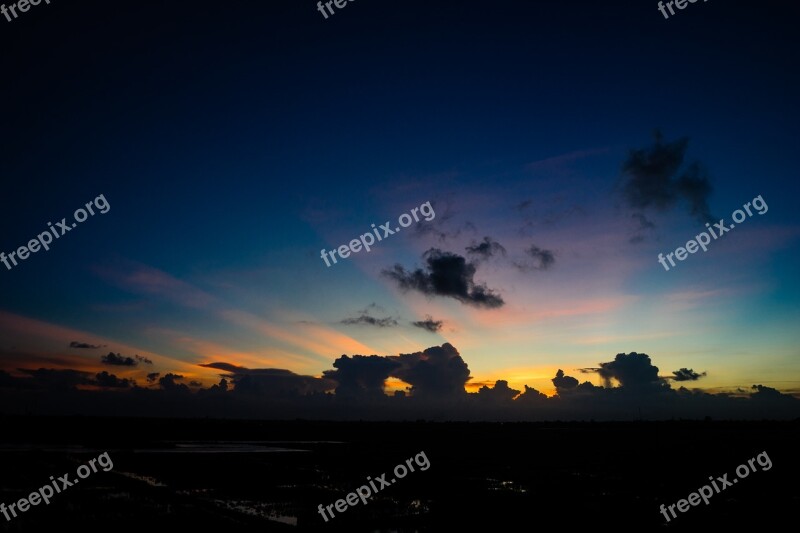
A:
198 362 334 396
159 373 188 392
340 312 398 328
411 315 443 333
515 245 556 272
99 352 151 366
101 352 138 366
383 249 504 308
516 385 548 404
146 372 160 383
477 380 520 403
388 343 471 399
465 237 507 260
671 368 707 382
597 352 662 389
95 371 135 388
323 355 401 398
621 130 714 223
70 341 104 349
17 368 95 389
552 369 579 392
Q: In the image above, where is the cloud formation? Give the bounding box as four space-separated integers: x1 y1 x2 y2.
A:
95 371 135 388
340 312 398 328
465 237 507 260
100 352 152 366
388 343 471 399
383 249 504 308
1 346 798 421
672 368 707 382
515 245 556 272
199 362 334 396
621 130 714 223
70 341 104 349
411 315 444 333
323 355 400 398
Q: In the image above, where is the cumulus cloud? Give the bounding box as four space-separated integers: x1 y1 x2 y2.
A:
383 249 504 308
621 130 714 223
100 352 152 366
101 352 138 366
477 380 520 403
411 315 443 333
671 368 707 382
596 352 662 389
515 385 548 404
146 372 160 383
95 371 135 388
323 355 400 398
552 369 579 392
159 373 188 392
199 362 334 396
388 343 471 399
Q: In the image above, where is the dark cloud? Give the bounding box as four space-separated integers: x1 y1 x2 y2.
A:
70 341 104 349
411 315 443 333
750 384 796 402
552 369 579 392
1 348 798 421
323 355 400 398
515 245 556 271
621 130 714 223
515 385 548 404
189 380 202 387
597 352 662 389
99 352 151 366
95 371 134 388
383 249 504 309
672 368 707 382
146 372 160 383
159 373 188 392
17 368 95 389
101 352 138 366
465 237 507 260
388 343 471 399
198 362 334 396
477 380 520 403
340 312 398 328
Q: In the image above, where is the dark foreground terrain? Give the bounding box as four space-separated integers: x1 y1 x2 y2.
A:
0 417 797 531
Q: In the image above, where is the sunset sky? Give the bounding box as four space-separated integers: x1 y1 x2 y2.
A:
1 0 798 404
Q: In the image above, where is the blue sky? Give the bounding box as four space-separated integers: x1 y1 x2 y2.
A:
0 0 798 402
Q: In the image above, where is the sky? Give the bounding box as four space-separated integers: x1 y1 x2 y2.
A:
0 0 799 418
